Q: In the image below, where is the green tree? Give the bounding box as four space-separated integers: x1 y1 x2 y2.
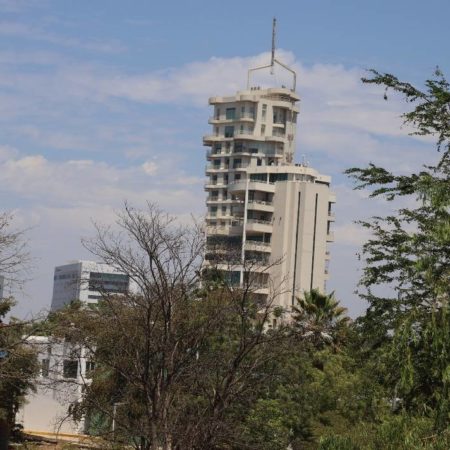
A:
292 289 350 348
346 69 450 431
0 299 38 449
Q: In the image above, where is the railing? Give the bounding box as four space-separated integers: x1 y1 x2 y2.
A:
240 113 256 120
246 240 271 247
209 114 256 121
207 150 231 157
206 165 229 171
247 219 272 226
248 180 276 185
232 163 245 169
232 148 252 155
272 129 286 137
248 200 273 207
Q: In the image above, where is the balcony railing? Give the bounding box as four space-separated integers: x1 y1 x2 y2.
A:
248 200 273 207
246 240 271 247
210 113 255 122
207 149 232 158
272 129 286 137
247 219 272 226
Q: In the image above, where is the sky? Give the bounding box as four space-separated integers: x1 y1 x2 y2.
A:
1 0 449 318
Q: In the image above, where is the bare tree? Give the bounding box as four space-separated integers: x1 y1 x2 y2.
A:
0 212 31 293
51 203 292 449
0 212 37 450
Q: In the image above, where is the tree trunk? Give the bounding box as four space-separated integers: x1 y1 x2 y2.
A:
0 418 10 450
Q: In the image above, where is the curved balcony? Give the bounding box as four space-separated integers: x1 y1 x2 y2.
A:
247 200 274 213
205 164 229 174
246 219 273 234
206 149 232 159
203 135 224 145
204 181 226 190
245 241 272 253
206 223 243 236
265 135 286 143
229 180 276 194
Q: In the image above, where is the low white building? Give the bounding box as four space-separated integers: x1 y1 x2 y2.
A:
18 336 90 436
19 260 131 436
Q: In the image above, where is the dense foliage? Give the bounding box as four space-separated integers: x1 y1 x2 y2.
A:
345 68 450 434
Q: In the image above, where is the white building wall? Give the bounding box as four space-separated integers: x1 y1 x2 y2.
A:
18 336 86 435
271 181 333 308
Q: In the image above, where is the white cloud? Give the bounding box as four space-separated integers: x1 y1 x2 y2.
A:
0 144 18 161
0 153 204 212
142 161 158 175
1 46 436 318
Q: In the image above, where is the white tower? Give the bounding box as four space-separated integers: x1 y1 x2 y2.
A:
202 21 335 310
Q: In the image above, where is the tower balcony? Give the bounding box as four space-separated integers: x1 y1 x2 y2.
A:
203 135 223 144
206 149 232 159
245 241 272 253
265 135 286 143
247 200 274 213
205 164 230 174
229 180 276 194
204 181 227 190
208 114 255 125
206 223 243 236
246 219 273 234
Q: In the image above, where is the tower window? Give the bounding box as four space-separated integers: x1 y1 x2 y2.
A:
226 108 236 120
225 126 234 138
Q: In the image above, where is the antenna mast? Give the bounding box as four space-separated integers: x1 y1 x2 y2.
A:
270 17 276 74
247 18 296 91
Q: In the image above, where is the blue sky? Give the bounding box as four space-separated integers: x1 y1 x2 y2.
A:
1 0 449 317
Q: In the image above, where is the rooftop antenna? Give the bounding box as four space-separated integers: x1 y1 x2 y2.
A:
247 17 296 91
270 17 276 75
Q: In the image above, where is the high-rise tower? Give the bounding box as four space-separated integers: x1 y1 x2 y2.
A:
202 24 335 310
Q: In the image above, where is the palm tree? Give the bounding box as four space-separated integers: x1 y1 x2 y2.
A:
292 289 350 347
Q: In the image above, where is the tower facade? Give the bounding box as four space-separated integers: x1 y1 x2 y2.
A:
203 86 335 310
